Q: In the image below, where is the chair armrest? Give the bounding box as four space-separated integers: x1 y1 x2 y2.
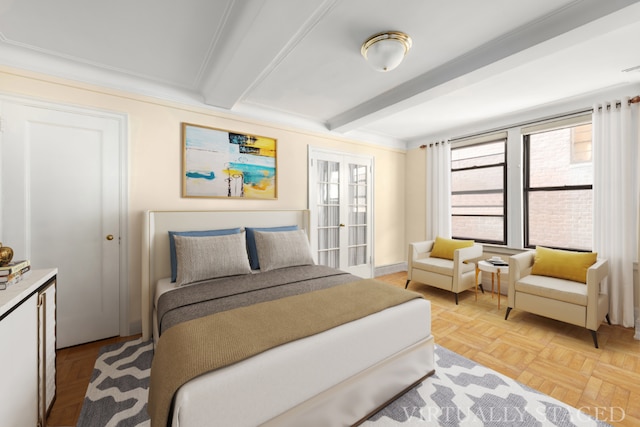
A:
586 258 609 299
586 258 608 330
508 251 534 281
407 241 435 277
454 243 483 264
508 251 534 304
587 259 608 287
452 244 483 279
409 240 435 261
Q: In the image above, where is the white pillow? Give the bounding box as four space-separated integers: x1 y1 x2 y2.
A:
174 233 252 286
254 229 315 272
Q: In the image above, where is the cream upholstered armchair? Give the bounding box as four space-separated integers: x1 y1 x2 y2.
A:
406 237 483 304
505 248 610 348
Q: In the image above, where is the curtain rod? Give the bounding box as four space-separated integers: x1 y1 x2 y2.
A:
599 95 640 110
418 94 640 149
419 140 448 149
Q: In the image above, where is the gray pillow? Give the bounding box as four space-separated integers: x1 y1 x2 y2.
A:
174 233 251 286
254 229 315 272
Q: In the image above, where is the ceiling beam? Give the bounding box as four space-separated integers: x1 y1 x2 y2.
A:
200 0 338 110
328 0 640 133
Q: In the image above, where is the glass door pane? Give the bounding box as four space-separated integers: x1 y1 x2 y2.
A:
315 160 340 268
308 147 373 278
348 163 367 267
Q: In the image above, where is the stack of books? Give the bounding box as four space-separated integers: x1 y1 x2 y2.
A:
0 260 31 290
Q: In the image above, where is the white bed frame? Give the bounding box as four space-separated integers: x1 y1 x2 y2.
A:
141 209 435 426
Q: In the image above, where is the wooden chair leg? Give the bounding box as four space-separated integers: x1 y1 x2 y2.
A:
405 279 410 289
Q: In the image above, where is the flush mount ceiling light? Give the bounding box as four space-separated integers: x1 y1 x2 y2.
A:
361 31 412 72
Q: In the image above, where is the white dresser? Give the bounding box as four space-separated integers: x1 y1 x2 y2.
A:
0 268 57 427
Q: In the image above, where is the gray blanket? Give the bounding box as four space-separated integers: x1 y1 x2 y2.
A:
156 265 358 335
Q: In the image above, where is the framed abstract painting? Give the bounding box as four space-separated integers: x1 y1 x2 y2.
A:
182 123 277 199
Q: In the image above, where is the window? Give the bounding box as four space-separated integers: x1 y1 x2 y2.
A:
523 122 593 251
445 112 593 250
451 134 507 244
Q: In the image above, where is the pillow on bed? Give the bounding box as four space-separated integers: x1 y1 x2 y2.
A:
253 229 314 272
245 225 298 270
168 228 241 282
173 233 251 286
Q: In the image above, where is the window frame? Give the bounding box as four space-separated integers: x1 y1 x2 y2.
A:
450 135 508 245
522 120 593 251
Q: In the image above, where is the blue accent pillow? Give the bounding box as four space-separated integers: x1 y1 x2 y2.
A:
168 228 241 282
245 225 298 270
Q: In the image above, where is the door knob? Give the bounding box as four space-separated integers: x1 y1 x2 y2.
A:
106 234 114 241
339 224 345 227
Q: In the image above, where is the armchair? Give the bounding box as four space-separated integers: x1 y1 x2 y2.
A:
505 250 610 348
406 239 483 304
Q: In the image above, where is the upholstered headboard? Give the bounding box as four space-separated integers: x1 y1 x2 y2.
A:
141 210 311 340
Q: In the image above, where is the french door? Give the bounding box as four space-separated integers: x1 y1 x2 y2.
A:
308 147 373 278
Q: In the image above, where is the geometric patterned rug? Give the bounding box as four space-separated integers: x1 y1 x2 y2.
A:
77 338 610 427
77 339 153 427
363 346 611 427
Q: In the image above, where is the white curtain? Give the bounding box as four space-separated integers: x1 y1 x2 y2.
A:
425 141 452 239
592 98 638 331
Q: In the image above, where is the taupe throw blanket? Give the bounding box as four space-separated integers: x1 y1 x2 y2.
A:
157 265 357 335
148 279 422 427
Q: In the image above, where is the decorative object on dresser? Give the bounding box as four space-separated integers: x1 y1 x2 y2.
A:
0 242 14 265
0 268 57 427
406 237 483 304
0 259 31 289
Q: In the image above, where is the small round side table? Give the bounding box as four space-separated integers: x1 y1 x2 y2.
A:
476 260 509 309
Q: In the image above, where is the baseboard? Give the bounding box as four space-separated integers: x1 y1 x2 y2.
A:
375 262 407 277
128 319 142 336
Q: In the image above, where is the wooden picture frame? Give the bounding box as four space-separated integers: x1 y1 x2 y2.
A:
182 123 277 199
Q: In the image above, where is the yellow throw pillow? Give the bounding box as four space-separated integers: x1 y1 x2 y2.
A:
429 236 474 260
530 246 597 283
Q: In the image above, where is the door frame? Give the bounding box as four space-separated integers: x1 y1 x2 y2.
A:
307 146 375 278
0 93 130 337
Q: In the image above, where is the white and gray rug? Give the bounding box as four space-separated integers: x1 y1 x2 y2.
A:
77 338 610 427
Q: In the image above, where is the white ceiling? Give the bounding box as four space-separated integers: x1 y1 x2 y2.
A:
2 0 640 149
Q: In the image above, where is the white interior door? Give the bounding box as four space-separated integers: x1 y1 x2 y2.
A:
308 147 374 278
1 100 123 348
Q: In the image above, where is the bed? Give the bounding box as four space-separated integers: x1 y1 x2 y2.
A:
141 210 434 427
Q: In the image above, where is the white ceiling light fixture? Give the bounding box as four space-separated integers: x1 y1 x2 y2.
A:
361 31 412 72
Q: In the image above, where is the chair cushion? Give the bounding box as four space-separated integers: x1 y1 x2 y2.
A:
429 236 474 260
515 274 588 306
531 246 597 284
414 256 475 276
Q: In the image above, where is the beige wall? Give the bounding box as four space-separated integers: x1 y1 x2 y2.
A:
0 66 407 334
405 147 426 247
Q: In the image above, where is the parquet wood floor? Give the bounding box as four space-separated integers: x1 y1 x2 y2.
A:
47 335 140 427
47 272 640 426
